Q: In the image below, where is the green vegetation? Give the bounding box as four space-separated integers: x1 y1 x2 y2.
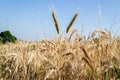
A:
0 30 17 43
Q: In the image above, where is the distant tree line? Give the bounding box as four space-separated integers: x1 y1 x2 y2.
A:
0 30 17 44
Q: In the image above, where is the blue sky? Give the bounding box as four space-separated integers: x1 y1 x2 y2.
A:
0 0 120 41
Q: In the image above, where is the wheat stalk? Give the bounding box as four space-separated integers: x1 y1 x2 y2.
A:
68 29 78 42
82 57 94 71
82 48 91 62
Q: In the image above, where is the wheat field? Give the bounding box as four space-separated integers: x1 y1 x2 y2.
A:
0 11 120 80
0 29 120 80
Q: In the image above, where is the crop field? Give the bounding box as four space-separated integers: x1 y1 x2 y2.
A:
0 11 120 80
0 29 120 80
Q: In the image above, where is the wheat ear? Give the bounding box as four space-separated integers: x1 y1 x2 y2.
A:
52 10 60 34
66 12 78 33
